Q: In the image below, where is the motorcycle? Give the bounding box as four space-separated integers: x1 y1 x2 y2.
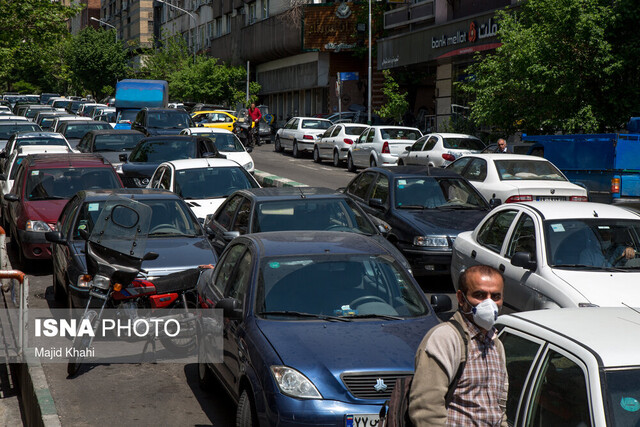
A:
233 119 256 150
67 195 197 376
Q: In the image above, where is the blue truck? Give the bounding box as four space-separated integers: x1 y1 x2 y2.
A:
523 133 640 204
114 79 169 130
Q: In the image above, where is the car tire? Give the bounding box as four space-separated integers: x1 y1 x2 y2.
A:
313 146 321 163
333 150 341 167
370 157 377 167
347 154 356 172
236 390 256 427
274 137 283 153
292 141 300 158
398 159 404 166
53 274 65 302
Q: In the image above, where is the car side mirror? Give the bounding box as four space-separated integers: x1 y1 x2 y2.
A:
430 294 452 314
489 198 501 209
197 218 205 225
368 198 385 210
511 251 537 271
205 226 215 237
405 146 412 152
45 231 66 245
4 194 19 202
216 297 243 320
246 147 253 153
119 153 128 162
143 252 159 261
223 231 241 242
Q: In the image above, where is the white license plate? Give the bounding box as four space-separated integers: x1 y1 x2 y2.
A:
536 196 565 201
345 414 380 427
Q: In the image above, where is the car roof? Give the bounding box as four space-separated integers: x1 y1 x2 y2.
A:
85 129 143 136
462 153 548 161
13 132 65 139
140 135 199 143
21 153 111 168
429 132 480 138
499 307 640 367
368 165 465 178
245 231 391 258
17 145 71 155
183 127 234 135
514 201 640 220
233 187 341 201
370 125 421 131
143 108 188 113
59 120 104 125
161 158 244 170
192 110 235 115
74 188 178 202
292 117 332 121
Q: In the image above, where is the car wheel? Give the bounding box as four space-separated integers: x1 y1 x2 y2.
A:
292 141 300 158
333 150 341 167
347 154 356 172
313 146 321 163
53 274 65 302
274 137 283 153
398 159 404 166
370 157 377 167
236 390 257 427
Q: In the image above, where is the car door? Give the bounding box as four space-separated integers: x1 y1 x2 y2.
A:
360 173 390 225
351 128 371 167
405 136 426 165
209 195 245 254
461 157 491 199
286 118 300 148
418 136 439 166
317 125 335 158
52 197 82 292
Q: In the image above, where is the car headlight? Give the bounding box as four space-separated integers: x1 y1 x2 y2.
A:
413 235 449 247
270 366 322 399
26 220 52 232
243 161 253 170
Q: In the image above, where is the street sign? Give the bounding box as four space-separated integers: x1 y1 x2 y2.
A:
338 72 359 81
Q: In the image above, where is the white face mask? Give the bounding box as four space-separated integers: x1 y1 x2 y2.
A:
462 294 499 330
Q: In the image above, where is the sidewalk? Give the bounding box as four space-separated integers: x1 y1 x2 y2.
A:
1 287 24 425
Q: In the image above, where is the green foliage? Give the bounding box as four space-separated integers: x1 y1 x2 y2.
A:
375 70 408 124
12 81 39 94
139 34 191 81
457 0 636 134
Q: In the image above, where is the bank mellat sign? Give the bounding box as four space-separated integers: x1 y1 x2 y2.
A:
379 13 503 70
304 2 360 52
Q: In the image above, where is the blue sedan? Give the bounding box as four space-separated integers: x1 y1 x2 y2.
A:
196 231 449 426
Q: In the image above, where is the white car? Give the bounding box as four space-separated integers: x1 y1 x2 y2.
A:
179 127 255 173
347 126 422 171
452 201 640 312
497 307 640 426
147 158 260 219
447 153 588 203
0 115 29 122
397 132 485 167
274 117 333 158
50 116 89 133
312 123 368 167
91 106 115 120
1 131 76 166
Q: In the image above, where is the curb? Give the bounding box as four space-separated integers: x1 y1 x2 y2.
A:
15 359 60 427
253 169 308 188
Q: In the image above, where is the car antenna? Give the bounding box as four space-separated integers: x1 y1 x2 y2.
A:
622 302 640 316
593 210 598 217
298 187 306 199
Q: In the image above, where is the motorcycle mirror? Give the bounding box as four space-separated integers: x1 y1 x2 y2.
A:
246 147 253 153
143 252 159 261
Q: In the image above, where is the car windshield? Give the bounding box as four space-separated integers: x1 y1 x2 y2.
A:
380 128 421 140
256 254 428 319
16 138 66 148
118 110 138 122
64 123 111 139
394 177 488 209
175 167 256 199
345 126 367 135
130 140 196 162
442 137 485 150
72 199 201 239
495 159 566 181
147 111 192 129
94 134 144 151
603 368 640 425
0 124 40 139
253 198 377 234
545 219 640 269
201 133 244 152
24 168 120 201
52 100 72 109
301 119 332 130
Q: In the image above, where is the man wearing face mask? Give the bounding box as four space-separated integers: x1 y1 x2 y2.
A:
408 265 508 426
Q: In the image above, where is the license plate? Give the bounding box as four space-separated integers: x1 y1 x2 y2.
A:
536 196 565 201
345 414 380 427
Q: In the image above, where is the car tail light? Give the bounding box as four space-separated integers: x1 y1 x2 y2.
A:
570 196 588 202
303 135 315 140
382 141 390 154
344 138 354 145
505 195 533 203
611 178 621 194
442 153 456 161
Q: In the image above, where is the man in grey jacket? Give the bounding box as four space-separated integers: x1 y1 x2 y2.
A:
408 265 508 426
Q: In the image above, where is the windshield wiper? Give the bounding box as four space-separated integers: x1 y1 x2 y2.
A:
552 264 625 271
258 311 351 322
344 313 403 320
437 204 478 210
396 205 427 210
149 231 198 238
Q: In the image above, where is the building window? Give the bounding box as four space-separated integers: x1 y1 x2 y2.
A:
215 17 222 37
248 2 256 24
261 0 269 19
226 14 231 34
207 22 213 39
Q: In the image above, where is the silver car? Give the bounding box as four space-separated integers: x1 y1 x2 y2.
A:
313 123 368 167
274 117 332 158
397 132 485 168
347 125 422 171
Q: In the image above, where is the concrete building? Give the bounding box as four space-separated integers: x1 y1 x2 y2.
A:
100 0 156 66
66 0 102 34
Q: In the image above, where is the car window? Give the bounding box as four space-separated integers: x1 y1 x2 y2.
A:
72 200 106 239
159 168 172 190
464 158 488 181
526 349 591 426
495 159 566 181
150 167 165 188
331 126 342 138
411 136 427 151
211 244 246 294
448 157 472 175
59 199 80 236
370 174 389 205
320 126 335 138
232 198 252 234
347 172 376 200
291 118 299 129
226 250 253 309
499 331 543 425
301 119 331 130
366 129 375 143
215 195 243 229
442 137 485 150
424 136 438 151
477 210 518 253
506 214 537 261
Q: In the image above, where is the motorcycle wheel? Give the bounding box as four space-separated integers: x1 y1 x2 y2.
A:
67 309 98 376
159 299 198 354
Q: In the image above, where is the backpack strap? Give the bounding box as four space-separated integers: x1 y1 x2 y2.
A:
445 318 469 406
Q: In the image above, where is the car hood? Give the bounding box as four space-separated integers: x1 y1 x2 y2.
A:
121 162 160 178
504 180 586 196
141 237 216 274
184 198 226 220
552 268 640 306
219 151 253 170
394 208 489 235
24 199 69 224
257 316 439 400
147 128 185 136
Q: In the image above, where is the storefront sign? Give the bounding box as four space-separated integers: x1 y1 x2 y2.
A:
304 4 361 51
431 17 499 49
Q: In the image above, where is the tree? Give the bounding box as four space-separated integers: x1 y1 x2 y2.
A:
457 0 629 134
139 34 191 81
64 27 128 98
376 70 409 124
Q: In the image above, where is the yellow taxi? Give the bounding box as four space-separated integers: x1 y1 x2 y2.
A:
190 110 237 131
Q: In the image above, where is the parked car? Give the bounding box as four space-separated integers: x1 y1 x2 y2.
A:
191 110 237 131
117 135 223 188
131 107 194 136
179 127 255 172
4 153 123 266
397 132 485 167
274 116 333 157
451 201 640 312
344 166 491 277
1 131 75 172
195 231 449 426
75 129 145 167
147 158 260 219
446 153 588 204
0 121 42 150
313 123 369 167
46 189 219 307
497 307 640 426
347 126 422 171
55 120 113 148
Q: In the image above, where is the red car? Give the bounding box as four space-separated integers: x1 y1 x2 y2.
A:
3 153 123 266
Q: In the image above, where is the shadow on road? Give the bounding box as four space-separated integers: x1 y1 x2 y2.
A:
183 363 235 426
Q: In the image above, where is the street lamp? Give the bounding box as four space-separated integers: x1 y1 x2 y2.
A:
367 0 372 125
156 0 197 64
91 17 118 42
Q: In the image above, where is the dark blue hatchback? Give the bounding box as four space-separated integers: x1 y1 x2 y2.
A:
196 231 448 426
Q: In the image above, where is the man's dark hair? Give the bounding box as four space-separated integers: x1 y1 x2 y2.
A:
458 265 503 294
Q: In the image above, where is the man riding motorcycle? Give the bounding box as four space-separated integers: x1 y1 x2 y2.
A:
246 103 262 147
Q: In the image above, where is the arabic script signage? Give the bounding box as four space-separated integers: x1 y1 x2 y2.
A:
431 17 499 49
304 4 361 52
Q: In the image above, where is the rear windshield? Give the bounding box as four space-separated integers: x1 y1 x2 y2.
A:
495 159 566 181
24 167 121 200
52 100 72 109
205 133 244 152
345 126 367 136
442 137 485 150
130 140 196 162
63 123 111 139
301 120 332 130
380 128 421 140
0 124 41 139
16 138 66 148
147 111 193 129
94 134 144 151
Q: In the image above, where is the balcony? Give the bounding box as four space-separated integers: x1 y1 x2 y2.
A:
384 0 434 30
